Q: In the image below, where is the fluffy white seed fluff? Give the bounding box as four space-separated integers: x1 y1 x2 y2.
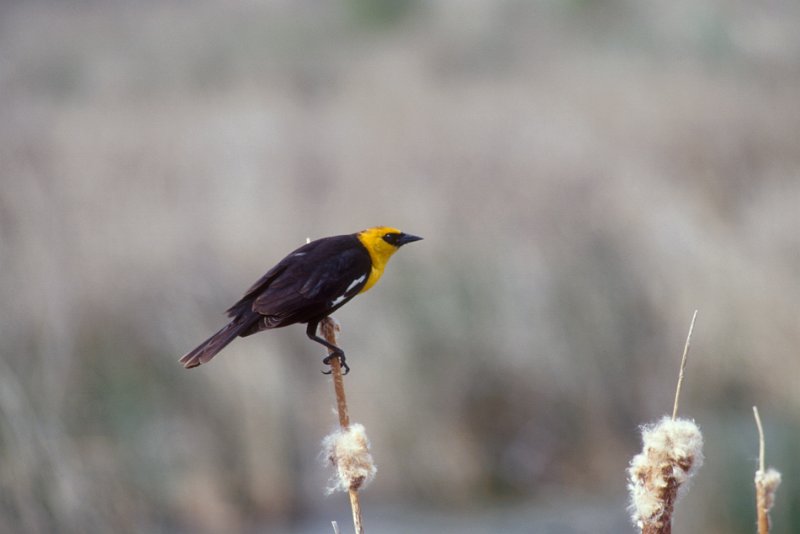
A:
627 416 704 529
322 423 377 494
755 468 782 512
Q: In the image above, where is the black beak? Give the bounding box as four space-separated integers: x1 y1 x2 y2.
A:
397 233 423 247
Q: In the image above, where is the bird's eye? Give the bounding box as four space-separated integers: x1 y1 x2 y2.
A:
382 233 400 245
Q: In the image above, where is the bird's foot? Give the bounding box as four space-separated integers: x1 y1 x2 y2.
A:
322 352 350 375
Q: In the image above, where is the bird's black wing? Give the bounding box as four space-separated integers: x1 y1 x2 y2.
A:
251 242 371 327
226 237 331 318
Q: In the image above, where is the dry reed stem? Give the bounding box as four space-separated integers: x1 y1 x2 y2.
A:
672 310 697 420
753 406 781 534
321 318 350 429
347 487 364 534
753 406 766 479
320 317 366 534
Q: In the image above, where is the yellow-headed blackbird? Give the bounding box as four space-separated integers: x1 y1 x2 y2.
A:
180 226 422 372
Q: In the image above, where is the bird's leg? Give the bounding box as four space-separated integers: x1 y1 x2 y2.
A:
306 321 350 375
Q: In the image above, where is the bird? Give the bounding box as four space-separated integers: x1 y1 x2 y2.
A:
179 226 422 372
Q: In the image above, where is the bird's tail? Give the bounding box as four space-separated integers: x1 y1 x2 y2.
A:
179 315 258 369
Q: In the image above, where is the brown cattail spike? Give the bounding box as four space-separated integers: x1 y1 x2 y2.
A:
753 407 782 534
628 417 704 533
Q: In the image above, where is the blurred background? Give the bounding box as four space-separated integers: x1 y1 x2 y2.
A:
1 1 799 532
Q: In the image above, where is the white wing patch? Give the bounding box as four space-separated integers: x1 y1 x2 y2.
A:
330 275 367 307
346 274 366 292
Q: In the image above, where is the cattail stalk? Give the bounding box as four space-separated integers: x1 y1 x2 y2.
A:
753 406 781 534
322 318 351 429
628 311 704 534
320 317 375 534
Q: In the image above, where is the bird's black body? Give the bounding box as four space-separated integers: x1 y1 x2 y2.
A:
179 228 421 371
230 235 372 330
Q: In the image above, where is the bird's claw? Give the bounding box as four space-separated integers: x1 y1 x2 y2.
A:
322 353 350 375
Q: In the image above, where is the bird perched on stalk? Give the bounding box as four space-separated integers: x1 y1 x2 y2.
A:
180 226 422 373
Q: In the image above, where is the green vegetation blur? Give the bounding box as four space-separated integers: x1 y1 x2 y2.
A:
1 1 798 532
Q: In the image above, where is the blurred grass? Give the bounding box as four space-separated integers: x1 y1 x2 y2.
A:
1 1 800 532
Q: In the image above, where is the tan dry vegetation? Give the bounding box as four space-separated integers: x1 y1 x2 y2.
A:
1 1 799 532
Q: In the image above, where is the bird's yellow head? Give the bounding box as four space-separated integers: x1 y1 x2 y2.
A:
356 226 422 292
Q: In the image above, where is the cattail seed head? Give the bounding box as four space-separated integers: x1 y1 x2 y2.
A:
322 423 376 494
755 468 781 513
627 416 704 531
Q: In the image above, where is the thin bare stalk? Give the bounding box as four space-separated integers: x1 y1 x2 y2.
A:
754 406 769 534
672 310 698 420
753 406 765 475
321 318 350 429
320 317 365 534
